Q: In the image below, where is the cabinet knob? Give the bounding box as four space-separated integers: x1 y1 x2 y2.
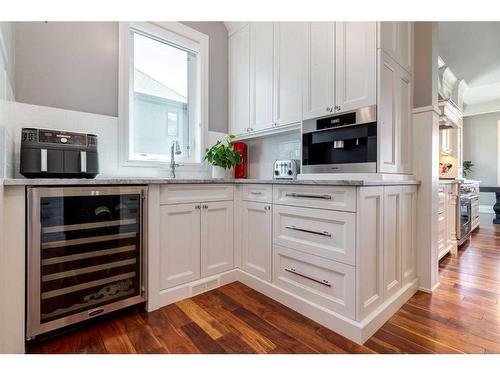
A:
326 106 332 113
195 204 201 209
202 204 209 209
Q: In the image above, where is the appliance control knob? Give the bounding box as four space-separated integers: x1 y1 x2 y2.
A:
60 137 68 144
287 170 293 175
274 170 279 176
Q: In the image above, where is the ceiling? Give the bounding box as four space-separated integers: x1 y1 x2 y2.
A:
438 22 500 114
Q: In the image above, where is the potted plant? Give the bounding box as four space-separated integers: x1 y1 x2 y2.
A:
203 134 242 179
463 160 474 177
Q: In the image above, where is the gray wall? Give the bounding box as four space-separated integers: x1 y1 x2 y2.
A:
463 111 500 207
15 21 228 132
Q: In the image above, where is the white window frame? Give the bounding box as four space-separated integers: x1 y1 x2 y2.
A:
118 22 209 168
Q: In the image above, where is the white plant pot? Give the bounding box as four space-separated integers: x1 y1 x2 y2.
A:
212 166 227 179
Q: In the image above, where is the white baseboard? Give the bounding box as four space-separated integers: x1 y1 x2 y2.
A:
419 281 440 294
149 268 419 345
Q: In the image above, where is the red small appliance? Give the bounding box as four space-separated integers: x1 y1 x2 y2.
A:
233 141 247 179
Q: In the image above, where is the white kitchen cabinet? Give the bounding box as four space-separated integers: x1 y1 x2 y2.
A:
335 22 377 113
379 22 413 74
201 200 234 277
273 22 303 127
240 200 272 281
401 185 417 286
378 50 413 174
383 186 402 299
229 23 250 136
250 22 274 131
357 187 384 320
302 22 335 120
438 183 458 260
160 203 201 289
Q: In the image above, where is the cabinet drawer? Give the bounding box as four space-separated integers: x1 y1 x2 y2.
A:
273 245 355 319
240 184 273 203
160 184 234 205
273 185 356 212
273 204 356 265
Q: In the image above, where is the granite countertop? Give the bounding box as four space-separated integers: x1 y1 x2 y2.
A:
438 179 463 184
3 177 420 187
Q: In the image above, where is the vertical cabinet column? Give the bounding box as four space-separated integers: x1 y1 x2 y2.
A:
383 186 402 299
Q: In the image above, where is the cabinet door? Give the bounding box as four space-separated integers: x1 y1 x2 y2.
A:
160 203 201 289
379 50 411 174
401 185 417 286
383 186 402 299
273 22 303 127
302 22 335 120
250 22 274 132
241 201 272 281
447 185 458 252
201 201 234 277
335 22 376 113
398 67 412 173
357 186 384 320
379 22 413 74
229 24 250 136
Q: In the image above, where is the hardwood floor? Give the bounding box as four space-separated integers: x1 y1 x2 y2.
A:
28 214 500 354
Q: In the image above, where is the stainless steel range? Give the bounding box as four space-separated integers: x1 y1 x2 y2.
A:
458 181 480 245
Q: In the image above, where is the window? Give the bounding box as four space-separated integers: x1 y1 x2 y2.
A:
119 22 208 166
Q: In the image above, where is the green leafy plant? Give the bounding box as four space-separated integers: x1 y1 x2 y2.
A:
463 160 474 177
203 134 242 170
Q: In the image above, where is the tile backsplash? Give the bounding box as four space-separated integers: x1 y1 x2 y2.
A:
245 131 301 179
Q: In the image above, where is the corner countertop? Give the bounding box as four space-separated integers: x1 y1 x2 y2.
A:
2 177 420 187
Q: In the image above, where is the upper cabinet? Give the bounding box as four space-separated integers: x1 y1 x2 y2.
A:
273 22 303 127
250 22 274 132
302 22 336 120
228 23 250 136
378 22 413 74
335 22 377 113
302 22 376 120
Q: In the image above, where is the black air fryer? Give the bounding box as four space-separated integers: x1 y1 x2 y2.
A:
20 128 99 178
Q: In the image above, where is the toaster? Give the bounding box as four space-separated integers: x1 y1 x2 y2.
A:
273 159 299 180
20 128 99 178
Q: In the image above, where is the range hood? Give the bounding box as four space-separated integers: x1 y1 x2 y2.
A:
439 98 462 129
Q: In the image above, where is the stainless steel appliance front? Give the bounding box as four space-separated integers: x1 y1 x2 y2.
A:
26 186 147 340
302 105 377 174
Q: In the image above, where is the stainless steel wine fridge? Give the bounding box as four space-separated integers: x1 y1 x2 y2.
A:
26 186 147 340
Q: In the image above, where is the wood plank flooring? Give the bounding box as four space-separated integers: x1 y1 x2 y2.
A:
28 214 500 354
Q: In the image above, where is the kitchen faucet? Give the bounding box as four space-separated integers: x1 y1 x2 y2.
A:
170 140 182 178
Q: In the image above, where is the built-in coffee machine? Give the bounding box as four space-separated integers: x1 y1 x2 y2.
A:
302 106 377 174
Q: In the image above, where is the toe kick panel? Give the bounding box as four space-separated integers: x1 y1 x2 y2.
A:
273 245 355 319
273 204 356 266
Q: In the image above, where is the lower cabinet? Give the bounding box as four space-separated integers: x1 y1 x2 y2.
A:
160 203 201 289
160 200 234 289
437 183 458 260
240 200 272 281
201 200 234 278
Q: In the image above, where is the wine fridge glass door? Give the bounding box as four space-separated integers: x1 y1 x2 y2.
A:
26 186 147 339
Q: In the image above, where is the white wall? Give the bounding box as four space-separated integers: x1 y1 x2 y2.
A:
15 22 229 133
463 111 500 207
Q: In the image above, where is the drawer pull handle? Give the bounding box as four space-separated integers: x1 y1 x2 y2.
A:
284 267 331 287
285 193 332 200
249 191 263 195
285 225 332 237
